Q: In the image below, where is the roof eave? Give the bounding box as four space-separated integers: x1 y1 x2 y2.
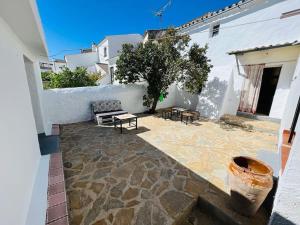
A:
228 41 300 55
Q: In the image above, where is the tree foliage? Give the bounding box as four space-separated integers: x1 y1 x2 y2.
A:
41 67 101 89
115 28 212 113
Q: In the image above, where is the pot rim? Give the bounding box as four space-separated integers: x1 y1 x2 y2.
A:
231 156 273 176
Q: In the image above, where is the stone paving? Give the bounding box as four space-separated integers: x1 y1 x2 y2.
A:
61 114 279 225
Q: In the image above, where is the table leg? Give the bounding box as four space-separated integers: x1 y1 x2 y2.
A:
136 117 138 130
129 118 131 126
120 120 123 134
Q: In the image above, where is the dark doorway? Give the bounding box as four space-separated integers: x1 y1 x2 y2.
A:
256 67 281 115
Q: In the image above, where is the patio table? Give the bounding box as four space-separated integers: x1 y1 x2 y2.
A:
114 113 138 133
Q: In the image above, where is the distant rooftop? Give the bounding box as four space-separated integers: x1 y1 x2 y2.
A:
144 29 167 40
54 59 66 63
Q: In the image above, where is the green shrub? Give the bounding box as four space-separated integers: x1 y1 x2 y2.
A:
42 67 101 89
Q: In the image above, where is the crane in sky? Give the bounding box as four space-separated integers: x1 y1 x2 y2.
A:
154 0 172 22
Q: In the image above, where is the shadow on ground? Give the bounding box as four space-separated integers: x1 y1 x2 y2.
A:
60 117 273 225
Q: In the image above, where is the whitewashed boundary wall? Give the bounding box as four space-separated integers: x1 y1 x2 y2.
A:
43 84 177 132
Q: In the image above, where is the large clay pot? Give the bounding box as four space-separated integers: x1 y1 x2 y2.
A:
228 156 273 216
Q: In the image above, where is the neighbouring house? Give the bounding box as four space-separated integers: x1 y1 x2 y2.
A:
40 59 67 73
143 29 167 44
177 0 300 122
64 34 143 84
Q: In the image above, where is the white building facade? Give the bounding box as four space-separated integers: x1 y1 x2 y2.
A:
177 1 300 223
178 0 300 121
40 59 67 73
65 34 143 85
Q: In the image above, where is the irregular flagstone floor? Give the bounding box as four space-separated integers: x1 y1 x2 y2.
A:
61 115 279 225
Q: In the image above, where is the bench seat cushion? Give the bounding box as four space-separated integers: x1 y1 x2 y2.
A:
96 110 128 117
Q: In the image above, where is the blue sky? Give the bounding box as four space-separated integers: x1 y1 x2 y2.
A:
37 0 237 59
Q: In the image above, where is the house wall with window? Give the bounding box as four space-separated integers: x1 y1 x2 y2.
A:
53 60 67 73
98 39 109 63
0 0 49 224
179 0 300 119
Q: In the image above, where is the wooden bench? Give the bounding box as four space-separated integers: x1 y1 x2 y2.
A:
91 100 128 125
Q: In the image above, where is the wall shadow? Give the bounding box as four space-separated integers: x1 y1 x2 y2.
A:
196 77 228 118
268 212 296 225
175 87 199 111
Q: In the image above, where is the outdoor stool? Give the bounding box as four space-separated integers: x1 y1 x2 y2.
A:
162 108 173 120
181 112 194 124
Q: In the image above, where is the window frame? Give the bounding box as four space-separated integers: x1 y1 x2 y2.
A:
211 24 220 38
110 66 114 84
104 47 107 57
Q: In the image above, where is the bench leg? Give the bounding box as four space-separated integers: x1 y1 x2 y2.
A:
97 116 103 125
120 120 123 134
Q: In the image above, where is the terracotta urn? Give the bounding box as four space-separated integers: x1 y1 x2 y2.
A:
228 156 273 216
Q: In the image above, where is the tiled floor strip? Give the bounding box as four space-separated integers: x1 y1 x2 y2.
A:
46 125 69 225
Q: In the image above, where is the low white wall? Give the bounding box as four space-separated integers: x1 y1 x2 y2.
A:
43 84 176 128
269 121 300 225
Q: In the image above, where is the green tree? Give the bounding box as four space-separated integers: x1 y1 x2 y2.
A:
41 71 54 89
115 28 213 113
41 71 53 82
44 67 101 89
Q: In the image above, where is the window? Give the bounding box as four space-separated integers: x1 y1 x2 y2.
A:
104 47 107 57
280 8 300 19
110 67 114 84
210 24 220 37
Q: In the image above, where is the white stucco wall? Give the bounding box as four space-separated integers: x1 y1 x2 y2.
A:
269 52 300 224
98 39 109 63
43 84 176 127
180 0 300 118
0 15 48 225
65 51 99 70
269 121 300 225
53 61 67 73
107 34 143 59
280 54 300 131
24 56 45 133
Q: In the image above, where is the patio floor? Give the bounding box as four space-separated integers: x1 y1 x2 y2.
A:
61 114 279 225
